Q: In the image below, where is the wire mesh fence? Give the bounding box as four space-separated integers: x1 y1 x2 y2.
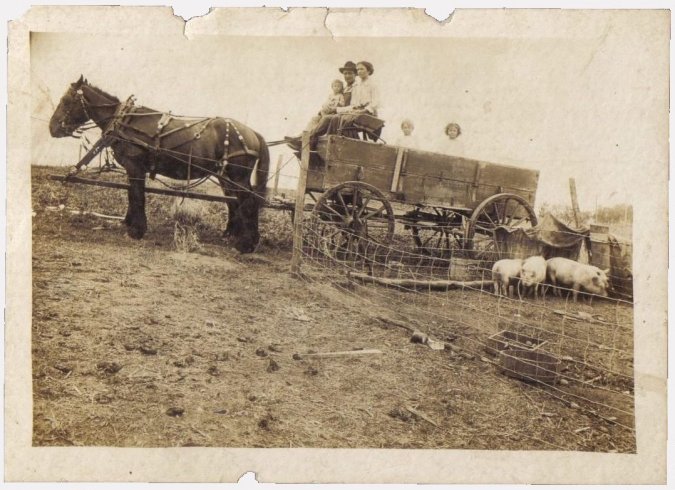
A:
296 205 635 436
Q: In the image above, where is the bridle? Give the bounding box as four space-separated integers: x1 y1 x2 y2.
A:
58 84 121 136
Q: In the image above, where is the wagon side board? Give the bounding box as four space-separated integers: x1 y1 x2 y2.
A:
307 136 400 193
306 136 539 209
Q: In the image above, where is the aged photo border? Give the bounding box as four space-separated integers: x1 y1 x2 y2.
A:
5 3 669 484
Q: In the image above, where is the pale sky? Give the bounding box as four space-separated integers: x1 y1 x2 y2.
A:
30 12 668 210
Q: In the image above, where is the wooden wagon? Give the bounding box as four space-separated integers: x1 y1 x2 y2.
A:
48 116 539 263
298 127 539 261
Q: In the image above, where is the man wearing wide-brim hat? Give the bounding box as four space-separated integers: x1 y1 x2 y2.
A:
337 61 358 107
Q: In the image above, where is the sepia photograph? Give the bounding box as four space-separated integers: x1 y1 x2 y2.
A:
6 4 669 484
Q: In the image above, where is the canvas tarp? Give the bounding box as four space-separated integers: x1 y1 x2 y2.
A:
495 212 591 261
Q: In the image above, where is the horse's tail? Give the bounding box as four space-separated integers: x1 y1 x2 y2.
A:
254 132 270 201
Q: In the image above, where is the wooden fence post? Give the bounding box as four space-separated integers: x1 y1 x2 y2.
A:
273 154 283 196
569 178 581 228
291 132 310 275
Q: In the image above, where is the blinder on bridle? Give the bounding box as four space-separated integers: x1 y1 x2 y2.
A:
55 86 92 137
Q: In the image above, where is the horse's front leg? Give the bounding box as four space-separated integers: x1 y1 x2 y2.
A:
233 192 261 253
218 177 240 238
124 164 147 239
224 201 240 237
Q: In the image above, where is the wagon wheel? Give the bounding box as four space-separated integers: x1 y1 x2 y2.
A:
464 193 537 260
310 181 395 264
409 208 464 259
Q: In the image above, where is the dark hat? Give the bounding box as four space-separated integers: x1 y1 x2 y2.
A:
339 61 357 74
358 61 374 75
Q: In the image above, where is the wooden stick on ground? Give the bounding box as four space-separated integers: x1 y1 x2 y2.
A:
68 210 124 220
350 272 490 291
374 315 417 333
293 349 382 360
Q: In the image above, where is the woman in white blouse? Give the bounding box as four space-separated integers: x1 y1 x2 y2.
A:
336 61 380 116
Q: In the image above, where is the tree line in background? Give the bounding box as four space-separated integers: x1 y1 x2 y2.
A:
539 203 633 229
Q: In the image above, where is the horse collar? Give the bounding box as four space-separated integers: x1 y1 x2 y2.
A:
102 96 135 136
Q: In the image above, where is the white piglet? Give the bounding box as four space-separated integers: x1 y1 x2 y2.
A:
546 257 610 303
491 259 523 297
519 256 547 299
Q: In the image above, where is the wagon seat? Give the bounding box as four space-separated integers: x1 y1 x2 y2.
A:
336 113 385 143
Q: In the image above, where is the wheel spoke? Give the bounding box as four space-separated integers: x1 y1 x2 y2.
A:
351 187 361 217
357 195 373 218
365 204 386 219
494 201 505 224
491 202 499 222
482 210 497 227
321 201 349 220
336 190 348 212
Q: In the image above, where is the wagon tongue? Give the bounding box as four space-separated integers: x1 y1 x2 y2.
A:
66 136 111 177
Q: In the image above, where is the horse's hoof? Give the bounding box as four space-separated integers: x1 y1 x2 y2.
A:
235 240 257 254
127 226 146 240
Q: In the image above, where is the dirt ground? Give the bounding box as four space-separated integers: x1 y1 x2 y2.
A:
31 166 635 451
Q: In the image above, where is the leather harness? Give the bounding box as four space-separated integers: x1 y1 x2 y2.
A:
71 92 260 182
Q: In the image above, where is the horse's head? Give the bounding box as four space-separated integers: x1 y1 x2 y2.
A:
49 75 90 138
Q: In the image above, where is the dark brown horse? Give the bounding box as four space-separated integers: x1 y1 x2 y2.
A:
49 76 269 253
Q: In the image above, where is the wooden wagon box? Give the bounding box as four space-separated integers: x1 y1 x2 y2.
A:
307 136 539 210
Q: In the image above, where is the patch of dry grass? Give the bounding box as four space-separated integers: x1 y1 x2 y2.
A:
32 166 295 254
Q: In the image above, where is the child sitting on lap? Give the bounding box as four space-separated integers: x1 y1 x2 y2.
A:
304 79 346 131
320 79 346 115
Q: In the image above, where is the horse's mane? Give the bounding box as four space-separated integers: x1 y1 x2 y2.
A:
82 79 121 103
